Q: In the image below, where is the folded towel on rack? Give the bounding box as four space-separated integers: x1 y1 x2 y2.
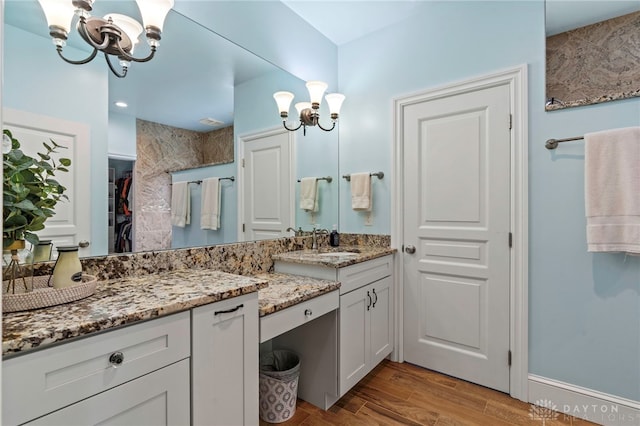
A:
300 177 319 212
201 177 221 230
585 126 640 254
170 181 190 227
351 172 372 211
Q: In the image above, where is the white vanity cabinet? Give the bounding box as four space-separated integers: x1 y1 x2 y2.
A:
192 293 259 426
274 254 394 400
3 311 191 426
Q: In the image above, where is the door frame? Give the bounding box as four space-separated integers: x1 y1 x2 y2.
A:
392 65 529 401
236 126 296 242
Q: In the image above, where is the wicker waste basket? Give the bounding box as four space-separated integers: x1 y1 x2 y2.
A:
259 350 300 423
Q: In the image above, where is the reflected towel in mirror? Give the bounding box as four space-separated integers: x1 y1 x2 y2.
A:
300 177 319 212
201 177 221 230
170 181 191 227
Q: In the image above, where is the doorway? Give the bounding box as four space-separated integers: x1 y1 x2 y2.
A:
393 66 529 400
108 157 135 253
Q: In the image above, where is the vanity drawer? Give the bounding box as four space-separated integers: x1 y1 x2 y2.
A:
260 290 339 342
338 255 392 295
3 311 190 426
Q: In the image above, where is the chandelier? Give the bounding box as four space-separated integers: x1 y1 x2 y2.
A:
37 0 174 78
273 81 345 136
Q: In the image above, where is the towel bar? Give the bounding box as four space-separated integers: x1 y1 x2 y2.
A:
545 136 584 150
297 176 333 183
172 176 235 185
342 171 384 182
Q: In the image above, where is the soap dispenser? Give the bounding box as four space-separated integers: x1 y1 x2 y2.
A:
329 224 340 247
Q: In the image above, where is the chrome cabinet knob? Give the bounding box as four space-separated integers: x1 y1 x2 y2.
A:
109 351 124 368
304 309 312 317
405 245 416 254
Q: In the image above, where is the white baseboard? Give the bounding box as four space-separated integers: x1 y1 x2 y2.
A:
528 374 640 426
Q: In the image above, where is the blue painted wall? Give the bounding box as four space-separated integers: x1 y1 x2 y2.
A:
4 24 109 256
108 111 137 159
337 0 639 401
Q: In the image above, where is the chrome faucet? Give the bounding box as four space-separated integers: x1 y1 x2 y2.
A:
286 227 304 237
311 226 329 250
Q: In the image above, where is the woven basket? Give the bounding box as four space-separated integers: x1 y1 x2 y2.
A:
2 274 97 313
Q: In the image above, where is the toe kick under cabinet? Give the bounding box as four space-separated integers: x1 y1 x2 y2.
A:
274 254 394 401
3 293 258 426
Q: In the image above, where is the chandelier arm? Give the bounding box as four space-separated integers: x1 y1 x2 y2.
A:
114 43 157 63
104 53 128 78
76 16 111 51
316 121 336 132
56 45 99 65
283 121 303 132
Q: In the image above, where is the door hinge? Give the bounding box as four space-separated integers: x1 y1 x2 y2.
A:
241 158 245 168
508 350 512 366
509 232 513 248
509 114 513 130
242 223 245 233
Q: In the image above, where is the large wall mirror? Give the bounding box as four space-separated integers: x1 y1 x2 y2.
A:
3 0 340 258
545 0 640 110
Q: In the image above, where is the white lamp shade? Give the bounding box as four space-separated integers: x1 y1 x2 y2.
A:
105 14 143 52
305 81 328 105
135 0 174 31
325 93 346 116
37 0 76 34
273 91 294 115
295 102 312 116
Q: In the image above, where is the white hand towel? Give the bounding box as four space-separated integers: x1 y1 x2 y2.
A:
201 177 221 230
351 172 372 211
300 177 319 212
585 126 640 254
170 181 190 227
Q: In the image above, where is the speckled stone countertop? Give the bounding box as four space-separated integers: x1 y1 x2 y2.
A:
2 269 268 357
255 273 340 317
271 246 395 268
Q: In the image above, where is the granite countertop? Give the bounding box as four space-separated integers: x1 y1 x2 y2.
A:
2 269 268 357
272 245 395 268
255 273 340 317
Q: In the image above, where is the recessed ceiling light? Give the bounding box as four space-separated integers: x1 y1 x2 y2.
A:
114 101 128 108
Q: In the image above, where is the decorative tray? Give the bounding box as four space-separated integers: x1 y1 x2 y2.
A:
2 274 98 313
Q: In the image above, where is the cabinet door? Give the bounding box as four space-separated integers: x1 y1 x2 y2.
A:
26 360 190 426
338 285 371 397
370 275 394 366
192 294 259 426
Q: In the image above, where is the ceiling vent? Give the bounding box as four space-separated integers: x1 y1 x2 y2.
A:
199 117 225 128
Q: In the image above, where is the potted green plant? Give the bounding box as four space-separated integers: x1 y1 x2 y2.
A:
3 129 71 292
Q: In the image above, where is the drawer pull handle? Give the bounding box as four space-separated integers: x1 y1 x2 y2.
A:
372 288 378 308
109 351 124 368
367 291 372 311
214 304 244 315
304 309 313 317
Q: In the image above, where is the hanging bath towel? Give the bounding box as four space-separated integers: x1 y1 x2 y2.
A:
201 177 221 230
170 181 190 227
585 126 640 254
351 173 372 211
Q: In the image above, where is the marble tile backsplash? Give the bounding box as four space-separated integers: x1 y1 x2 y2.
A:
34 234 391 281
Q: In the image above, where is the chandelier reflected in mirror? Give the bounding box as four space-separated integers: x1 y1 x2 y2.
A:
37 0 174 78
274 81 345 136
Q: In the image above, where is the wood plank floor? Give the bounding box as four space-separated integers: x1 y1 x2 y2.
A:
260 360 600 425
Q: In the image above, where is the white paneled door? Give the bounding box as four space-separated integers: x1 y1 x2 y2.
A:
3 108 91 256
240 128 295 241
402 83 512 392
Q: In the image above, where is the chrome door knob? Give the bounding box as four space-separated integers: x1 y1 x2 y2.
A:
79 240 90 248
405 245 416 254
